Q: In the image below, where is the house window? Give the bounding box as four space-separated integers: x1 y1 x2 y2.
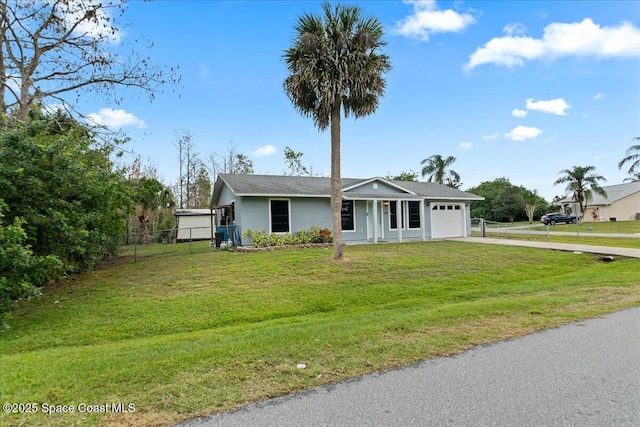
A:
408 201 420 229
341 200 355 231
389 201 404 229
270 199 290 233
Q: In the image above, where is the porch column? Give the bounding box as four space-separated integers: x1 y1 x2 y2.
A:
372 199 378 244
420 200 426 241
397 200 403 243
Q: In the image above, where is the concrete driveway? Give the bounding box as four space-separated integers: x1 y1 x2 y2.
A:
176 307 640 427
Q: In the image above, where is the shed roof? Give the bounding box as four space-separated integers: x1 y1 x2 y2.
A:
173 209 214 216
212 174 483 205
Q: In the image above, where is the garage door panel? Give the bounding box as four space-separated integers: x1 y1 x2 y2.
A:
431 204 464 238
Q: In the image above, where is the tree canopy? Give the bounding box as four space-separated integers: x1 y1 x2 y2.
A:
0 113 131 273
421 154 461 188
618 137 640 180
554 166 607 218
467 178 549 222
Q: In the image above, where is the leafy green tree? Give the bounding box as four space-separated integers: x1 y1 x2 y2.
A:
283 2 391 260
618 137 640 180
130 177 164 244
421 155 461 188
467 178 548 222
0 199 63 328
0 114 131 272
554 166 607 219
467 178 513 220
491 186 524 223
386 171 418 181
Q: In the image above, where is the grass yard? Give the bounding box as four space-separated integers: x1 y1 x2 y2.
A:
527 220 640 235
1 241 640 426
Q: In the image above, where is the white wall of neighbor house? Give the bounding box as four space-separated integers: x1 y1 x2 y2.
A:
584 194 640 222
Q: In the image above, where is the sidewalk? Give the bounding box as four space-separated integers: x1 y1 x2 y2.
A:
449 237 640 258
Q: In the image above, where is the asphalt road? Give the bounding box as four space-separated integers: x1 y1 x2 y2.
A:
177 307 640 427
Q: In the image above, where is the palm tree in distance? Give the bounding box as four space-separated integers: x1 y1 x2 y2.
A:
421 154 461 188
553 166 607 219
283 2 391 260
618 137 640 180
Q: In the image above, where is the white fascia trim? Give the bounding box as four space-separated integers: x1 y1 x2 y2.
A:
236 194 329 198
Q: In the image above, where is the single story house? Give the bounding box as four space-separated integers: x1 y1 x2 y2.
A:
560 181 640 222
174 209 215 241
210 174 483 246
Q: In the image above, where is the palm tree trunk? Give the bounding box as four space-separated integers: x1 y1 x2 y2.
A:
330 103 343 260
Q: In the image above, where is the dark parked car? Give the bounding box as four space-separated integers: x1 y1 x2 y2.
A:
540 213 577 225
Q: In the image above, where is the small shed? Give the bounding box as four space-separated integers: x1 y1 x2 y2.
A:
174 209 215 241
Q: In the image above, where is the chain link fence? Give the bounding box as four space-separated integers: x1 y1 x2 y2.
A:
115 226 239 263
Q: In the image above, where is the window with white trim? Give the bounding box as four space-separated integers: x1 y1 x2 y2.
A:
341 200 355 231
408 201 420 229
270 199 290 233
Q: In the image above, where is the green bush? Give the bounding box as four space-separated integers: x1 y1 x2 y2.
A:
242 226 333 247
0 200 63 329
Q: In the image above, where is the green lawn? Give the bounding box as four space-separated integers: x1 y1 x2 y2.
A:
2 241 639 426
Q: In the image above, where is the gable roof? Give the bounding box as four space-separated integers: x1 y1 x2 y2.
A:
212 174 483 204
560 181 640 206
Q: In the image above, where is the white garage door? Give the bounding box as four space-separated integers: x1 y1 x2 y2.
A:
431 204 464 238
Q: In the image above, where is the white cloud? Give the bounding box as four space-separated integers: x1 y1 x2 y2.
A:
593 92 606 99
503 23 527 36
465 18 640 71
526 98 571 115
86 108 145 128
395 0 475 41
504 125 542 141
459 141 473 149
252 144 277 157
482 133 500 140
512 109 528 118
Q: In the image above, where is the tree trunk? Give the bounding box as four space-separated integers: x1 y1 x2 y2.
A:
330 103 343 260
138 211 150 244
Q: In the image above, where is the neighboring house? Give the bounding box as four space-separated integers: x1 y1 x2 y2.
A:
560 181 640 222
174 209 215 241
210 174 483 246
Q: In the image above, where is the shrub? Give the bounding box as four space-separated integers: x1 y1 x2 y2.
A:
0 201 63 329
241 226 332 247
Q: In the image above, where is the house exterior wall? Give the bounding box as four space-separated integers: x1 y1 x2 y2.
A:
584 193 640 222
215 180 475 245
346 181 406 196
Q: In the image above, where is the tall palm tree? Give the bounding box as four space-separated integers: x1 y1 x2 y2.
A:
553 166 607 219
618 137 640 179
283 2 391 260
421 154 461 187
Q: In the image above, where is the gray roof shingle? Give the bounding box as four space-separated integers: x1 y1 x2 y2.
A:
213 174 483 203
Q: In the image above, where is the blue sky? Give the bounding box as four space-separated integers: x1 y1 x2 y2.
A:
79 0 640 201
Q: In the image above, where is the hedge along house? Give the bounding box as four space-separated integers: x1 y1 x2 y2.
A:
211 174 483 246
